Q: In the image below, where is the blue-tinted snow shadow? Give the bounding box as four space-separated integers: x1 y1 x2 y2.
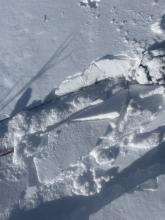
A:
0 33 74 114
129 84 165 113
160 14 165 31
9 140 165 220
0 88 32 138
70 89 128 121
148 40 165 51
26 78 125 135
11 88 32 117
6 39 165 219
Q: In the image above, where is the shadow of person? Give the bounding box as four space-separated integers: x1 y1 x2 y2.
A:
0 33 74 113
0 88 32 139
9 141 165 220
11 88 32 117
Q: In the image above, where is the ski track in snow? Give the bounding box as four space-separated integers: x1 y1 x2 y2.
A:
0 20 165 219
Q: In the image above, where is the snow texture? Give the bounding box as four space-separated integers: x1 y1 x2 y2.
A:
0 0 165 220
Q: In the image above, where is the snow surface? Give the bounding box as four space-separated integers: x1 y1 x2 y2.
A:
0 0 165 220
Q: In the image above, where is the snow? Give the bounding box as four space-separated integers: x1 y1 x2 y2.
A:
72 112 119 121
80 0 101 8
151 14 165 36
55 55 138 96
55 46 165 96
0 0 165 220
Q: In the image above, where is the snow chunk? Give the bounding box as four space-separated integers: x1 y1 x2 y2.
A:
80 0 101 8
136 50 165 84
151 21 164 35
151 14 165 36
55 55 138 96
72 112 119 121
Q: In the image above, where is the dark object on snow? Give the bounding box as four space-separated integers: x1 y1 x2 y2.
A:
0 147 14 157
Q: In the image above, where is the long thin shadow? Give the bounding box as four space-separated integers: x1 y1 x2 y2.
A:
9 141 165 220
0 33 74 112
160 14 165 31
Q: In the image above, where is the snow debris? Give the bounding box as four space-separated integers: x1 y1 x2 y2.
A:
80 0 101 8
150 14 165 36
55 47 165 97
1 33 165 218
55 55 139 96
